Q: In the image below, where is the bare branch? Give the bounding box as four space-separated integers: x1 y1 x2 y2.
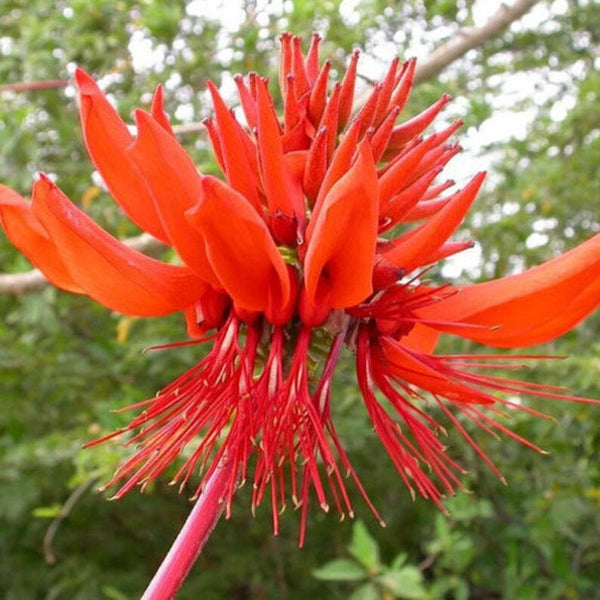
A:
0 80 68 94
413 0 541 84
171 122 206 136
43 475 99 565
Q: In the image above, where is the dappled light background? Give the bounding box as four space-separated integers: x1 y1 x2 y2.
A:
1 1 599 598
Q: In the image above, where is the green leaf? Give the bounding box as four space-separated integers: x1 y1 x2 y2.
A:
349 582 381 600
102 586 130 600
376 567 428 599
348 520 380 569
391 552 408 569
312 558 367 582
32 503 63 519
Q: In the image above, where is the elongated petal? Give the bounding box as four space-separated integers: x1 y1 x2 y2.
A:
207 81 262 212
387 94 451 150
128 111 220 287
75 69 169 243
383 172 485 270
380 337 494 404
186 176 291 314
420 234 600 348
150 84 175 135
315 116 363 209
31 175 206 316
0 185 83 293
401 323 440 354
304 143 379 308
255 77 303 219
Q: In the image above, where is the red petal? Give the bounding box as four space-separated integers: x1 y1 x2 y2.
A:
387 94 451 150
278 32 293 95
380 337 494 404
128 111 220 287
186 176 291 315
401 323 441 354
255 78 303 219
308 60 331 125
31 176 206 316
316 116 363 208
379 166 443 230
305 33 322 84
383 172 485 270
389 58 416 115
378 136 437 209
0 185 82 293
373 57 399 126
303 127 328 204
304 143 379 308
74 69 169 243
420 234 600 348
150 84 175 135
291 36 310 98
207 81 262 212
234 74 257 130
338 50 359 130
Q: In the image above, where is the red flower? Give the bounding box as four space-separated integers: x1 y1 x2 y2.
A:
1 34 600 548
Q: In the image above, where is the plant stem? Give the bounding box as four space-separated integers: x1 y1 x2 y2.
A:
141 464 231 600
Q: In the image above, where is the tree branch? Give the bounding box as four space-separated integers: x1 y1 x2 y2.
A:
0 0 542 296
0 80 68 94
413 0 542 84
43 475 99 565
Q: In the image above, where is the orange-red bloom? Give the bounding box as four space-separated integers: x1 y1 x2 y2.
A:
1 34 599 544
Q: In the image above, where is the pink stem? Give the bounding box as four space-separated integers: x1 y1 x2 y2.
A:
0 80 68 93
141 463 231 600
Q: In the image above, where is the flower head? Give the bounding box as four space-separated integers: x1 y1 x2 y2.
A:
1 33 599 544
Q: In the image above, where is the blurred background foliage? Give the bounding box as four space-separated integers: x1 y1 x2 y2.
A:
1 0 599 598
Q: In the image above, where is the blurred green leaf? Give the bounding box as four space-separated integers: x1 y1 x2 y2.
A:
32 503 63 519
348 520 381 570
349 582 381 600
376 567 427 599
312 558 367 581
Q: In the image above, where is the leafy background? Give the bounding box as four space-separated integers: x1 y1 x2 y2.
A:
1 1 599 598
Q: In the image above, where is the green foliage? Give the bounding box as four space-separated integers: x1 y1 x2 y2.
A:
1 1 599 598
313 521 428 599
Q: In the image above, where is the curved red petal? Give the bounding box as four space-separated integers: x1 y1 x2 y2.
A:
0 185 83 293
74 69 169 243
150 84 175 135
207 81 262 212
129 111 220 287
400 323 441 354
383 172 485 270
420 234 600 348
186 176 291 315
255 77 303 219
31 176 206 316
380 337 494 404
304 143 379 308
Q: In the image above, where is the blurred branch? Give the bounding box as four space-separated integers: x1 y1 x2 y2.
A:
0 0 541 296
43 475 98 565
0 233 164 295
0 80 68 93
172 122 206 135
413 0 541 83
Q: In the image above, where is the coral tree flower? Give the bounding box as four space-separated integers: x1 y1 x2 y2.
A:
1 34 600 550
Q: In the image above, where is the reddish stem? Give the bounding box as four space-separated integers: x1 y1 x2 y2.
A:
0 80 68 93
141 463 231 600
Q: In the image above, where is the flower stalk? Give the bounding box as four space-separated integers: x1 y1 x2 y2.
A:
141 462 232 600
